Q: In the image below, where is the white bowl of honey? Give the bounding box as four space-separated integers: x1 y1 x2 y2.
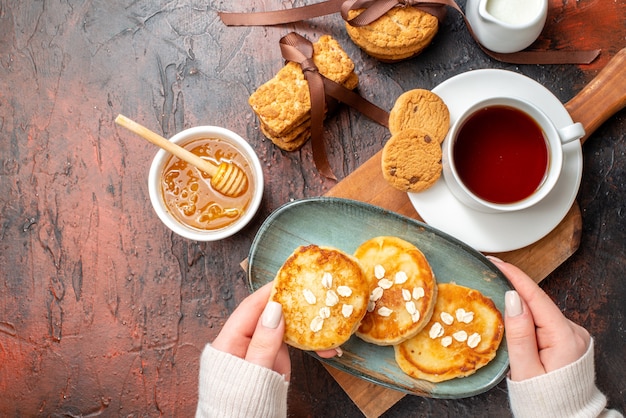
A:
148 126 263 241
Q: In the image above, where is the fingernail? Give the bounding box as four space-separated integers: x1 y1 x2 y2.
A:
486 255 504 264
262 301 283 329
505 290 523 317
335 347 343 357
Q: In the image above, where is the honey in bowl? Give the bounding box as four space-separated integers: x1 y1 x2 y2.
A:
160 137 254 231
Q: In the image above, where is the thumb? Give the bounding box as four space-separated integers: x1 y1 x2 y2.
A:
504 290 546 381
245 301 286 370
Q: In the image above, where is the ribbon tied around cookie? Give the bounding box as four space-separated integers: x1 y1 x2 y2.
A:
280 32 389 180
340 0 447 27
219 0 600 65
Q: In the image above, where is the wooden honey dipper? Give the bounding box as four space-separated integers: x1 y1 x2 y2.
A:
115 115 248 198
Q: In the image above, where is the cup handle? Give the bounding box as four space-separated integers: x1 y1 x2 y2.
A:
558 122 585 144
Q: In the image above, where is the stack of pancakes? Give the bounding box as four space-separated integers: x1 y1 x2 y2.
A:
270 237 504 383
248 35 359 151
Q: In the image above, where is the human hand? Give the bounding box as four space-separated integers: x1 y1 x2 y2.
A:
212 282 291 379
488 257 591 381
211 282 340 381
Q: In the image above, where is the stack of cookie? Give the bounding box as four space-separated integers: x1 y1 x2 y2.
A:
381 89 450 193
345 7 439 62
248 35 359 151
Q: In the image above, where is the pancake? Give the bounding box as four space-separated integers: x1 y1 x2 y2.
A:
353 236 437 345
394 283 504 382
270 244 369 351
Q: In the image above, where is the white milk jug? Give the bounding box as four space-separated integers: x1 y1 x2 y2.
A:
465 0 548 53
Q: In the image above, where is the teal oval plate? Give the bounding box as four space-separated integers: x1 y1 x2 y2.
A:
248 197 511 398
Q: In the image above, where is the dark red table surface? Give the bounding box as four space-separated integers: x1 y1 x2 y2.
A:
0 1 624 416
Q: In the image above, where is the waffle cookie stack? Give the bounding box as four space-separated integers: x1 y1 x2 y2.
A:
249 35 359 151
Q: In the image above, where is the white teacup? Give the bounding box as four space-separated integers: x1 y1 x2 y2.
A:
442 97 584 213
465 0 548 53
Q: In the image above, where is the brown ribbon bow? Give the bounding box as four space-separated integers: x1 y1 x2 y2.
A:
219 0 600 65
280 32 389 179
340 0 447 26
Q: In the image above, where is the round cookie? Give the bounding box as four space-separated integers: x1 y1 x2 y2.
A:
394 283 504 382
381 129 442 193
345 7 439 62
389 89 450 142
270 244 370 351
354 236 438 346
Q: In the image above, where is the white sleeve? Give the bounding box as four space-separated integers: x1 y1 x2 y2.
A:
196 344 289 418
507 339 623 418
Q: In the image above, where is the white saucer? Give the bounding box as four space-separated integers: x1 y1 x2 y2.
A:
409 69 583 253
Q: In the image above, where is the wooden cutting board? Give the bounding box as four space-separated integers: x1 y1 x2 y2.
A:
322 48 626 418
